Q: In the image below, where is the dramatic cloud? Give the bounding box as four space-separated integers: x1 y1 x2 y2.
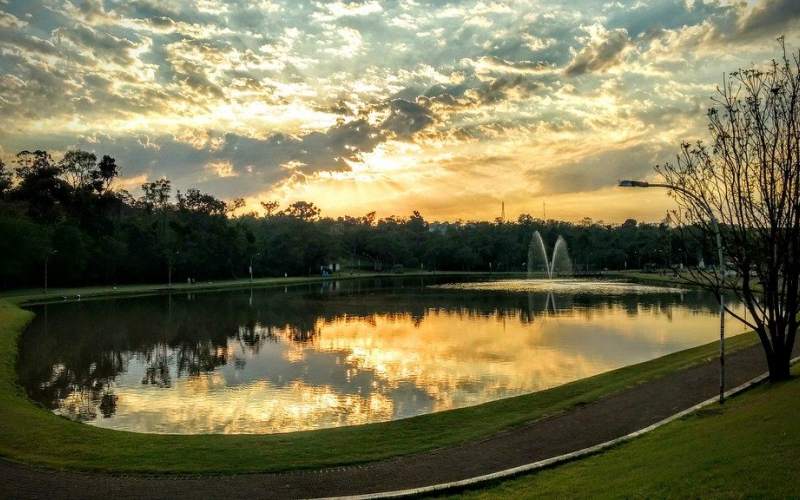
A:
564 25 632 76
0 0 797 222
737 0 800 40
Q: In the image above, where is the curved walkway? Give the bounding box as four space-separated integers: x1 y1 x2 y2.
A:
0 343 781 500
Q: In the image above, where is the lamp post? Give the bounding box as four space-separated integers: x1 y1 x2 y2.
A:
619 180 726 403
249 252 260 283
168 251 180 289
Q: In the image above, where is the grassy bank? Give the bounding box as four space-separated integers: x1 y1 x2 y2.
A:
0 278 762 475
440 364 800 499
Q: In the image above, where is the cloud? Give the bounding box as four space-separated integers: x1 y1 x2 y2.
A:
0 16 59 59
0 54 82 119
26 111 387 199
115 0 182 22
313 1 383 21
381 99 436 139
205 160 236 178
473 56 556 78
529 143 666 196
737 0 800 39
564 25 632 77
606 0 730 39
69 0 108 23
1 0 798 223
53 23 138 66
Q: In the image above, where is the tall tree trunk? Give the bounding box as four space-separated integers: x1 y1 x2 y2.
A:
766 340 794 381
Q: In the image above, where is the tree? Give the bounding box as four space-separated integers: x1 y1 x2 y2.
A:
92 155 119 193
59 149 97 190
14 150 55 179
0 158 11 197
177 188 227 216
284 200 321 220
0 216 49 288
140 178 172 214
260 200 280 217
656 38 800 381
226 197 245 216
12 150 69 223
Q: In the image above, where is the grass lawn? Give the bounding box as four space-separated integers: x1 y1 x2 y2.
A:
438 364 800 499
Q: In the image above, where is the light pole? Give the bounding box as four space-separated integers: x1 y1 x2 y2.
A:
619 180 726 403
168 251 180 289
250 252 260 283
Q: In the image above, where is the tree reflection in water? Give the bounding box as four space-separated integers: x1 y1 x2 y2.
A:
141 344 171 388
15 277 738 430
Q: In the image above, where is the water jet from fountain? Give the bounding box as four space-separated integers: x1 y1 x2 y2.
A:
528 231 573 279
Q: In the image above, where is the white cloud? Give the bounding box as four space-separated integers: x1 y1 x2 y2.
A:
313 0 383 21
0 0 797 222
205 160 237 178
565 24 633 76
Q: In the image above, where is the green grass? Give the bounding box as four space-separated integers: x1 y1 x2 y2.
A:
0 272 405 305
0 278 763 475
437 366 800 500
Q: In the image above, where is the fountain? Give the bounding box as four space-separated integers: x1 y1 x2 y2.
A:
437 231 685 317
528 231 573 279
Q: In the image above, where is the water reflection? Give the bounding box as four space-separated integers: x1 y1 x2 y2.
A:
16 277 744 434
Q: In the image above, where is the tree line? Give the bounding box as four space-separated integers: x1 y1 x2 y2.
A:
0 148 710 290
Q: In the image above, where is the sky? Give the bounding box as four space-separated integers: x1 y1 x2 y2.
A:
1 0 799 224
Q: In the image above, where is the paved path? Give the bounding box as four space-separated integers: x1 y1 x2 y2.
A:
0 343 779 500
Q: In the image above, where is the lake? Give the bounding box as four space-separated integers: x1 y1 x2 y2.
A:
16 276 745 434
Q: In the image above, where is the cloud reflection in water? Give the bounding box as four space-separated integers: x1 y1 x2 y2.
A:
17 279 741 434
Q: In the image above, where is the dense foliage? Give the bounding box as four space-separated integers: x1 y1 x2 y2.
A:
1 148 706 290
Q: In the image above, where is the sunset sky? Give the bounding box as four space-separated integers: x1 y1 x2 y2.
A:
1 0 798 223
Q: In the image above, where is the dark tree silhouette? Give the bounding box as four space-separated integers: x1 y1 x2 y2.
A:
260 200 280 217
59 149 97 190
0 158 11 196
93 155 119 193
2 146 703 289
656 38 800 381
284 200 321 220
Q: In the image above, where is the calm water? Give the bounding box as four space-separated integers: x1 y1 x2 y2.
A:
17 277 745 434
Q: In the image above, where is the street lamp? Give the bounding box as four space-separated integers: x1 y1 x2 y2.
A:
619 179 727 403
250 252 260 283
168 251 180 288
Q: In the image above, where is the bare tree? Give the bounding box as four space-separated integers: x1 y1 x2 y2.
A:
260 200 280 217
59 149 97 190
656 38 800 381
